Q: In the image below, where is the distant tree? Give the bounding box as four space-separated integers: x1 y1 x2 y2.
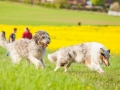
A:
91 0 105 5
54 0 68 8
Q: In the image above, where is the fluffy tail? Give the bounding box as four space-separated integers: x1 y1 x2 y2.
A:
48 53 57 62
0 31 8 49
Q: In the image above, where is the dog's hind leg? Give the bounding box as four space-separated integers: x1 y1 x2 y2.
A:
26 59 30 64
26 59 30 67
29 56 43 69
64 63 71 72
54 61 68 72
10 54 21 64
54 61 61 72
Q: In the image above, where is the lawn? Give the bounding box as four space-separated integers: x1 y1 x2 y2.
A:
0 1 120 26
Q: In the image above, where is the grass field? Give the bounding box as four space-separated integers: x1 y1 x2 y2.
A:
0 47 120 90
0 1 120 90
0 1 120 26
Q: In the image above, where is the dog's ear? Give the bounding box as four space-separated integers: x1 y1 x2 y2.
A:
107 49 110 53
32 33 39 45
100 48 105 56
2 31 5 36
2 31 5 34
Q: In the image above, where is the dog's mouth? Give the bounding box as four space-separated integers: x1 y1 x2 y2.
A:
103 59 110 66
43 43 49 47
103 61 108 66
41 41 50 48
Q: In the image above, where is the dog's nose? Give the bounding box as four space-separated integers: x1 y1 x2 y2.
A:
47 41 50 44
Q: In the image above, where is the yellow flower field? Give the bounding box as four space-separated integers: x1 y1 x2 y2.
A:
0 24 120 54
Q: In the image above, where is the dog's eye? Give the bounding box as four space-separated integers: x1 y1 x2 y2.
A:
104 56 109 59
42 36 45 39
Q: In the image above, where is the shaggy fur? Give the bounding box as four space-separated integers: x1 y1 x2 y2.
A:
0 30 50 69
48 42 110 73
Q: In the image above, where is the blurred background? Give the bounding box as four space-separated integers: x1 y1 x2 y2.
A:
0 0 120 25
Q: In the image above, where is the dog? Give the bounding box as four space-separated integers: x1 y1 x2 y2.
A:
0 30 50 69
48 42 110 74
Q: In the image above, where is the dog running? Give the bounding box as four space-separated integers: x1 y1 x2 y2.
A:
48 42 110 74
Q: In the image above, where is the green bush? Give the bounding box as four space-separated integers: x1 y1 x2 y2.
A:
54 0 68 9
24 0 32 4
77 4 83 10
44 3 54 8
64 3 70 9
91 0 105 5
5 0 18 2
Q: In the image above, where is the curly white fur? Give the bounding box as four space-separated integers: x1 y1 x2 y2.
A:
0 31 50 69
48 42 110 74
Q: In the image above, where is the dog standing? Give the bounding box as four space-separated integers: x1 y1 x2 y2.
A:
48 42 110 74
0 30 50 69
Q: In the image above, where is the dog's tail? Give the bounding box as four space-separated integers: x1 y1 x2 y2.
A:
48 53 57 62
0 31 8 49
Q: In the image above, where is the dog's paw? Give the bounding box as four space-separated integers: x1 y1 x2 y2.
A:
98 71 104 74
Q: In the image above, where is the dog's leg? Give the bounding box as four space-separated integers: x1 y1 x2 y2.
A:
64 63 71 72
54 60 65 72
26 59 30 64
41 58 45 69
54 61 61 72
92 64 104 74
26 59 30 67
54 66 60 72
97 66 104 74
10 54 21 64
86 63 104 74
29 56 43 69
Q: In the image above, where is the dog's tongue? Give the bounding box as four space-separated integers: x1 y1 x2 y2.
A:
44 44 48 47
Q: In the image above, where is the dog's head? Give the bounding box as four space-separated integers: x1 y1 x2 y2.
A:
100 48 110 66
33 30 50 48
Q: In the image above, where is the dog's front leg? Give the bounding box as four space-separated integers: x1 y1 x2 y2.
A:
29 56 43 69
41 58 45 69
96 65 104 74
54 67 60 72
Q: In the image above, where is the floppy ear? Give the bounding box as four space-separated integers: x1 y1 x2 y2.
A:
100 48 105 56
107 49 110 53
32 34 39 45
2 31 5 35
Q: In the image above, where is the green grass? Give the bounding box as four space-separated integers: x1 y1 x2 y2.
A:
0 1 120 26
0 47 120 90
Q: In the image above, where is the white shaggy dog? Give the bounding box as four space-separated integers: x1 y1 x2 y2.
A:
48 42 110 73
0 31 50 69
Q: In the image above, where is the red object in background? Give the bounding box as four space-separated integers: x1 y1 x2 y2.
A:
22 31 32 39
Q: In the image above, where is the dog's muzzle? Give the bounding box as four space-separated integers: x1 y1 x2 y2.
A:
43 41 50 47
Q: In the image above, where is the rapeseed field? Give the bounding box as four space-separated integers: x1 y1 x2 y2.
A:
0 24 120 54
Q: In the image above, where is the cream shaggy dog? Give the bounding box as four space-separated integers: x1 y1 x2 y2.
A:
0 31 50 69
48 42 110 73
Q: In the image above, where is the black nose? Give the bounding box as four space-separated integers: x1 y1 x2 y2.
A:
47 41 50 44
